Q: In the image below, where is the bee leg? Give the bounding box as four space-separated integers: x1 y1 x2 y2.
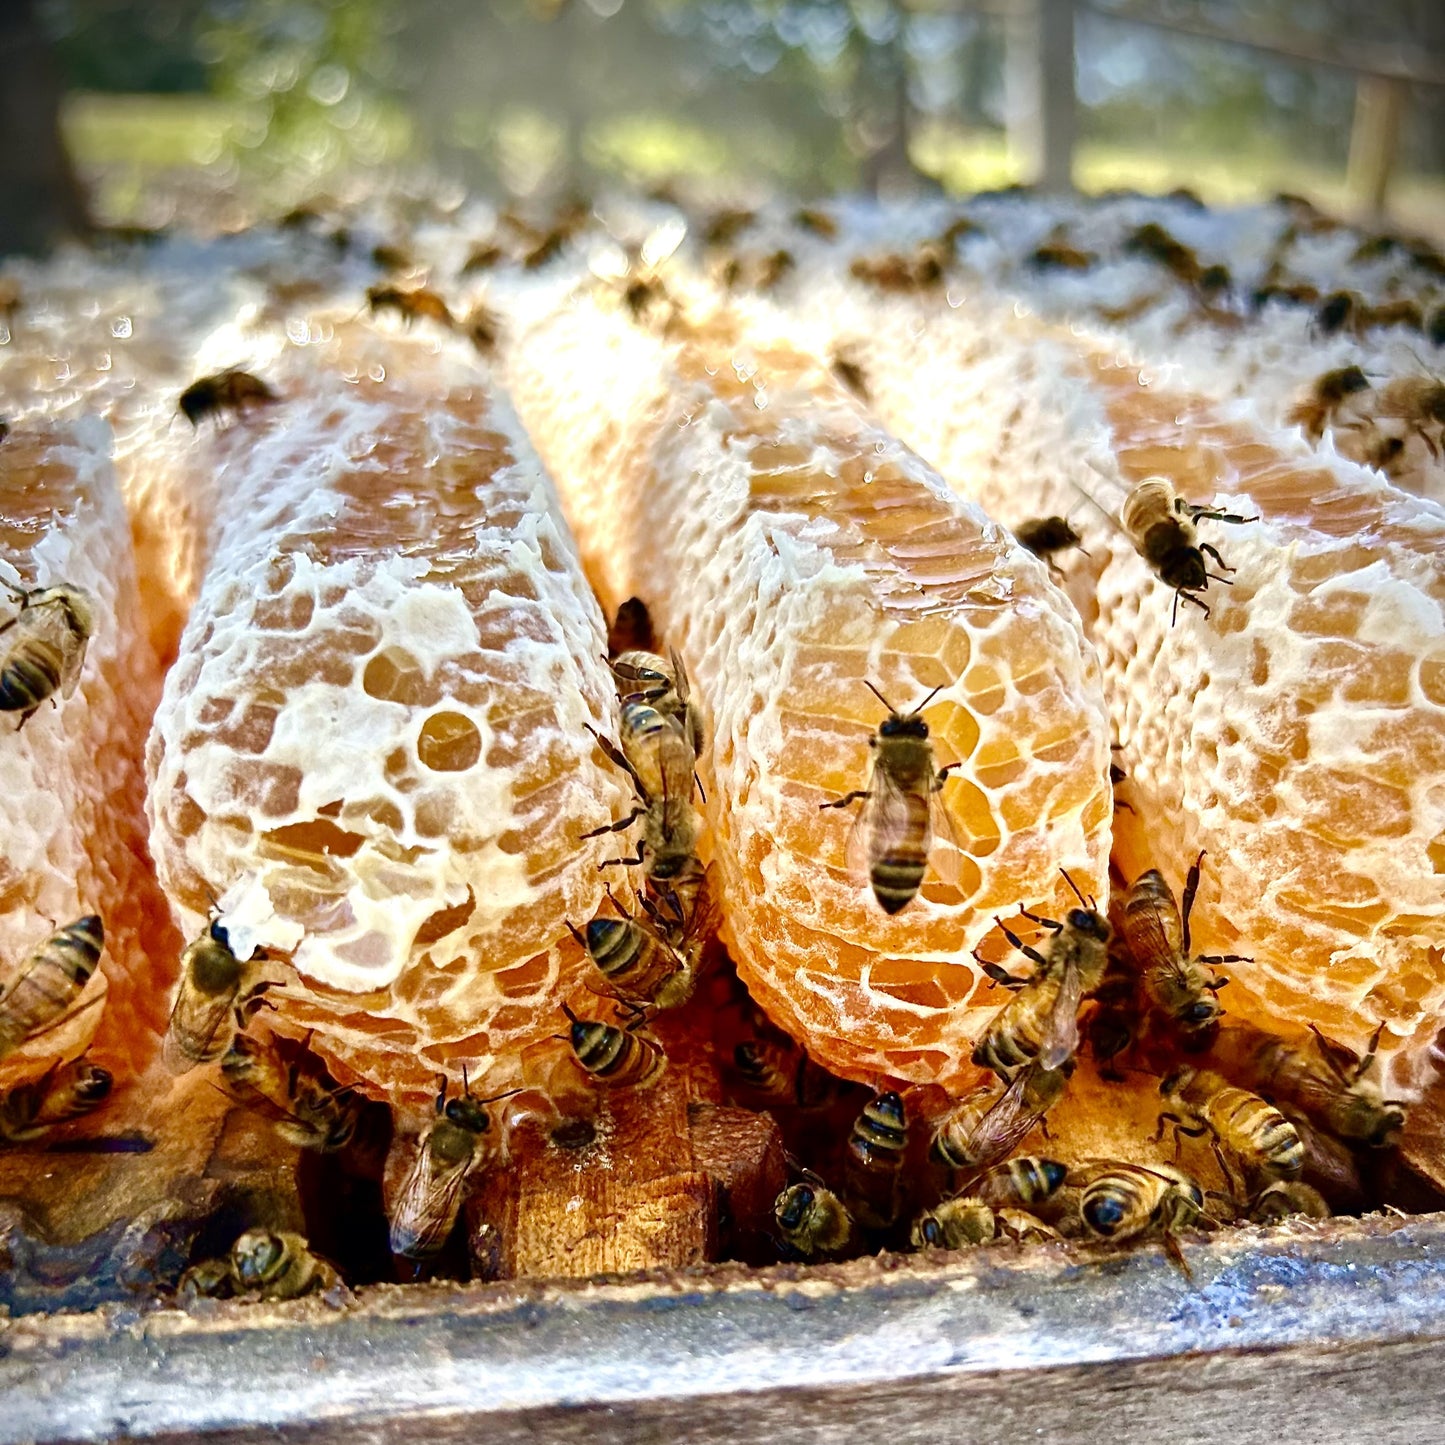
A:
1209 1137 1244 1197
1181 850 1205 954
1113 799 1136 813
581 808 646 839
1161 1230 1194 1281
599 850 646 870
585 726 646 790
820 789 871 811
977 958 1031 989
1186 504 1259 527
1175 588 1210 622
693 772 707 804
933 763 961 790
1198 542 1235 573
1018 908 1063 933
991 917 1049 969
1354 1021 1387 1083
1197 957 1247 969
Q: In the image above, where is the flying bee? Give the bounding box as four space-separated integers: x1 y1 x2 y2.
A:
794 206 839 240
774 1179 853 1257
220 1031 363 1152
389 1073 517 1259
845 1090 908 1228
820 681 961 915
1121 853 1243 1050
178 369 278 427
609 647 706 762
584 708 701 882
971 869 1111 1079
0 580 96 726
366 284 456 329
560 1003 667 1090
1118 476 1258 622
1014 516 1088 579
1155 1065 1303 1194
929 1063 1070 1173
0 1057 112 1144
1374 375 1445 460
1248 1180 1331 1224
1075 1161 1205 1254
0 915 104 1061
1209 1020 1406 1148
912 1195 996 1250
1284 365 1373 443
230 1228 341 1301
163 912 272 1074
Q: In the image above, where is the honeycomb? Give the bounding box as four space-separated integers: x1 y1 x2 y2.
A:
145 317 631 1102
0 417 180 1085
503 293 1111 1092
800 282 1445 1090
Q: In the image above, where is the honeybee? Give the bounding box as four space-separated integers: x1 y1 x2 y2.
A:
1252 281 1320 311
176 1255 235 1304
929 1063 1070 1173
370 242 413 273
0 1057 112 1143
1276 1104 1364 1209
1155 1065 1303 1193
995 1209 1065 1244
1120 853 1243 1050
845 1090 908 1228
163 913 272 1074
820 681 960 915
585 707 701 883
366 284 455 329
0 915 104 1061
1026 241 1096 272
178 369 278 427
1428 303 1445 348
389 1074 514 1259
460 242 504 275
0 419 9 445
609 647 706 763
1209 1020 1406 1148
560 1003 667 1090
794 206 839 240
231 1228 341 1300
912 1195 996 1250
464 302 501 356
1375 375 1445 459
0 581 96 726
701 208 756 248
971 870 1111 1078
1118 477 1257 622
1122 223 1202 286
220 1032 363 1152
774 1179 853 1257
1284 365 1373 443
830 352 870 402
849 245 945 293
755 248 796 291
974 1155 1069 1212
1314 289 1361 336
521 229 568 270
1014 516 1088 579
608 597 657 658
1075 1161 1205 1247
1366 299 1424 333
730 1037 841 1110
1248 1180 1331 1224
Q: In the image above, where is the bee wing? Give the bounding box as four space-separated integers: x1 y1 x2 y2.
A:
844 758 907 882
389 1145 471 1257
27 599 89 699
926 780 964 888
1124 891 1183 970
161 990 236 1075
1308 1026 1362 1083
1038 962 1083 1072
220 1071 319 1136
971 1068 1040 1164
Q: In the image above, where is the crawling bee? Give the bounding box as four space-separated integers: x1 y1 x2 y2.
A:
929 1063 1070 1173
1375 375 1445 459
389 1074 515 1259
1075 1160 1205 1252
163 913 272 1074
1122 223 1202 286
178 369 278 427
0 580 96 726
561 1003 666 1090
845 1090 909 1228
830 352 870 402
1249 1180 1331 1224
460 241 504 275
849 245 946 293
1118 477 1257 622
1285 365 1373 443
366 284 455 329
912 1195 996 1250
0 915 104 1061
1026 241 1096 272
1365 299 1424 333
1315 290 1361 336
220 1031 362 1152
730 1037 841 1110
1014 516 1088 579
608 597 658 658
774 1179 853 1257
974 1155 1069 1212
609 647 706 763
1210 1020 1406 1148
794 206 839 240
1120 853 1243 1050
820 681 961 915
1155 1065 1303 1193
1252 281 1321 311
231 1228 341 1300
0 1057 112 1143
463 302 501 356
972 870 1111 1078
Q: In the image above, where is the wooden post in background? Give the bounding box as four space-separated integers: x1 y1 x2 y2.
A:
1006 0 1077 192
1347 73 1408 222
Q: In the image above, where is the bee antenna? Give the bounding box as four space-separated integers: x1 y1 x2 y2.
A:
910 683 945 716
1059 867 1094 910
477 1086 525 1106
461 1062 471 1097
863 679 899 715
561 1002 581 1026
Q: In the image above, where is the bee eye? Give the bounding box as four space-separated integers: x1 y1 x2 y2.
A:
922 1219 942 1247
1185 1002 1218 1023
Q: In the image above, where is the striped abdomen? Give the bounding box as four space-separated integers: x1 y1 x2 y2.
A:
0 638 64 712
972 970 1063 1077
847 1091 907 1172
0 915 103 1059
1208 1086 1303 1179
568 1019 666 1089
977 1155 1068 1210
581 916 679 1001
870 790 930 915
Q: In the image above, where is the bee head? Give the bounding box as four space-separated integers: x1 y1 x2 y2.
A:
1067 908 1109 942
878 713 928 740
232 1229 286 1289
73 1064 113 1104
444 1095 491 1135
1328 365 1370 400
776 1184 813 1230
916 1215 944 1249
1158 547 1208 592
1179 997 1223 1031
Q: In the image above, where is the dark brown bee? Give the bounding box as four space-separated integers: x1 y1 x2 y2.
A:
972 870 1110 1078
1284 365 1373 443
463 302 501 356
1427 304 1445 348
775 1179 853 1256
1209 1020 1406 1148
912 1195 996 1249
0 1057 112 1143
1349 233 1402 264
370 242 413 273
0 278 22 328
1375 375 1445 460
756 248 796 291
561 1003 666 1089
849 245 945 293
1155 1065 1303 1193
1075 1161 1205 1251
460 242 504 275
845 1090 908 1228
0 915 104 1061
389 1074 515 1259
1195 262 1232 299
1251 281 1320 311
1315 290 1361 336
1120 853 1243 1050
1014 516 1087 579
794 206 839 240
929 1063 1070 1173
701 208 757 248
608 597 658 658
163 913 271 1074
366 284 455 329
821 681 960 915
521 230 568 270
973 1154 1069 1212
1118 477 1257 622
1365 299 1424 333
1122 223 1202 286
231 1228 341 1300
220 1031 363 1152
830 352 870 402
178 369 279 427
0 419 9 445
0 581 96 725
1026 241 1095 272
730 1037 841 1110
